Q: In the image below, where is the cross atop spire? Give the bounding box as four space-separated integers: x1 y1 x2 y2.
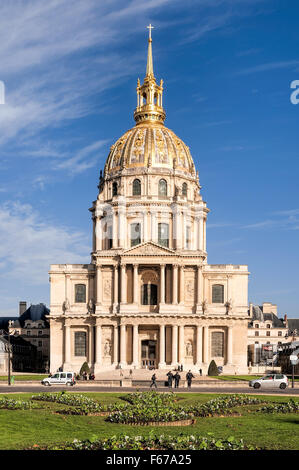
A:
147 23 154 40
146 24 154 78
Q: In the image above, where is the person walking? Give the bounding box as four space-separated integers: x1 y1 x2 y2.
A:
150 373 157 388
166 371 173 388
199 368 202 377
186 370 194 388
174 371 181 388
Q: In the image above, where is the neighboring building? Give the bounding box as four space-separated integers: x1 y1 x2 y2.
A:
277 341 299 375
8 302 50 372
49 30 250 375
0 334 37 373
248 302 290 366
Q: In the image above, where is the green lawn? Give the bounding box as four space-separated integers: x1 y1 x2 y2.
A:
0 392 298 450
0 375 48 382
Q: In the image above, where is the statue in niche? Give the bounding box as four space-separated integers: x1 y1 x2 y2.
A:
88 298 95 314
63 298 70 313
186 342 193 357
104 341 112 356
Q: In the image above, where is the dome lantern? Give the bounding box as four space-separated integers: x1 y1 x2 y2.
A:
134 25 166 126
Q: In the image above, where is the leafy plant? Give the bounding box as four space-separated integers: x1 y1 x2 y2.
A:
208 360 219 376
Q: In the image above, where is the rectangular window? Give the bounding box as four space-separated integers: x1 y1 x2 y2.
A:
211 332 224 357
131 223 141 246
74 331 87 356
158 223 169 247
75 284 86 303
212 284 224 303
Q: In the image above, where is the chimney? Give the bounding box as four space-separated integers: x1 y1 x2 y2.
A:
19 301 27 316
283 314 288 327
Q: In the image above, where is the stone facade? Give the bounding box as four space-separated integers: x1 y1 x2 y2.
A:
49 31 250 375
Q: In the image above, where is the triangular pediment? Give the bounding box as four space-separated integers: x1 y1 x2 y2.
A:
123 241 175 256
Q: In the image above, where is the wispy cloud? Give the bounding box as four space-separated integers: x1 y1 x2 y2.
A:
0 201 89 287
236 60 299 76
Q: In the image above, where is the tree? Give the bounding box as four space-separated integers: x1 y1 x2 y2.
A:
208 360 219 376
79 361 90 376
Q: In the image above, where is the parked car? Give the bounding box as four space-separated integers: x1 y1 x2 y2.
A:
249 374 288 390
42 372 76 386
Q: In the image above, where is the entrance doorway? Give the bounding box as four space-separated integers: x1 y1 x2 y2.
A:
141 340 157 368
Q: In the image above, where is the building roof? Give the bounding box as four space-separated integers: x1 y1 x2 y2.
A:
249 305 285 328
288 319 299 331
0 304 49 330
18 304 49 328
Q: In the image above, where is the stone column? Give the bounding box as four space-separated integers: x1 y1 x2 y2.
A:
197 266 202 304
95 324 102 365
96 265 102 305
171 325 178 366
64 324 71 364
227 326 233 364
133 264 139 304
196 326 203 365
113 265 119 308
178 325 185 365
179 265 184 304
159 325 165 367
172 265 178 304
112 210 118 248
203 326 209 364
113 325 118 366
132 324 139 367
95 217 103 251
160 264 165 304
120 264 126 304
120 324 127 367
89 324 94 365
199 215 204 251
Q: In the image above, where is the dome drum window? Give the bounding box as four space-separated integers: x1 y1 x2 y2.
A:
158 179 167 197
132 179 141 196
158 223 169 247
131 223 141 247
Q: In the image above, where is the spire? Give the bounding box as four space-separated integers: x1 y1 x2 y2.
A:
134 25 166 126
146 24 154 78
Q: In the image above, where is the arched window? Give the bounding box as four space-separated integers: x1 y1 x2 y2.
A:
212 284 224 303
131 223 141 247
75 284 86 303
112 182 118 197
158 223 169 247
182 182 187 197
211 332 224 357
158 179 167 196
142 284 158 305
133 179 141 196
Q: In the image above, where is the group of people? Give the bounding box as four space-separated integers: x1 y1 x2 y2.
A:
150 370 195 389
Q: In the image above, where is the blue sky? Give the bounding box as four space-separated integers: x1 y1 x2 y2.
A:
0 0 298 317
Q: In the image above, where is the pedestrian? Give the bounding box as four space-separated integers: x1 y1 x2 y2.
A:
150 373 157 388
186 370 194 388
166 370 173 388
174 371 181 388
199 368 202 376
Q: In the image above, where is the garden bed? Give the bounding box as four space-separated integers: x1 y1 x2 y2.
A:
128 418 196 427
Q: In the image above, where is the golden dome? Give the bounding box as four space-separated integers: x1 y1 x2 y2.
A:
104 26 196 178
104 124 196 176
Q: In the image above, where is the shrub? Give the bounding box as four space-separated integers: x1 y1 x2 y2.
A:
208 360 219 376
30 433 256 450
79 362 90 376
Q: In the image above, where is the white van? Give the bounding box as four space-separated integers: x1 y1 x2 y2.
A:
42 372 76 386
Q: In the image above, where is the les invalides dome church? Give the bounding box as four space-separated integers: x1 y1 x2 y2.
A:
49 27 250 375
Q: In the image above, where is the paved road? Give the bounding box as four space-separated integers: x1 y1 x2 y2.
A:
0 384 298 395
